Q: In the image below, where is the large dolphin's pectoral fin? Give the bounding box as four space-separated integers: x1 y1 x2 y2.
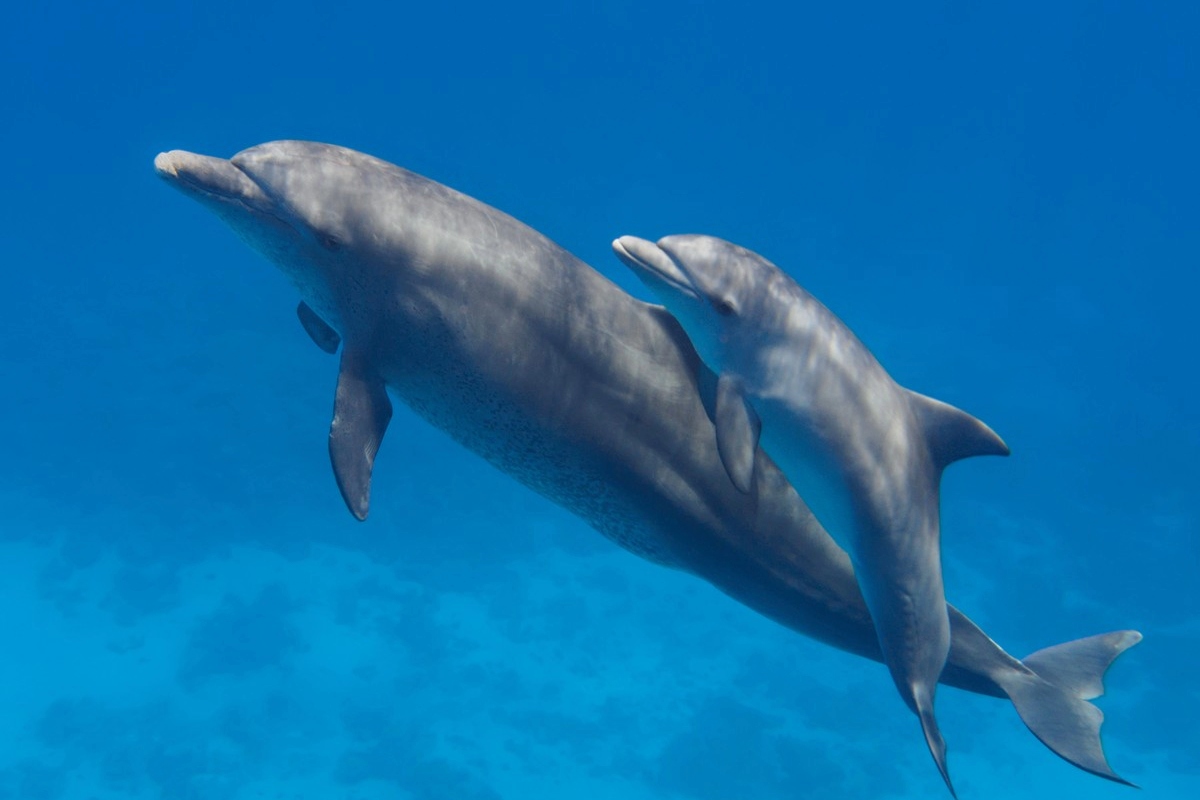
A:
297 302 341 354
906 389 1009 471
329 348 392 520
714 373 760 493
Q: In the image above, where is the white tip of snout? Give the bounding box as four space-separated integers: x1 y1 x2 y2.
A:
612 235 662 264
611 235 700 297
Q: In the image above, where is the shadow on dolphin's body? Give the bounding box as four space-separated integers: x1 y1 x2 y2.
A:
155 141 1139 792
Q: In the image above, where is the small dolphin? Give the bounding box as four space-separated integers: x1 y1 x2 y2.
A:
614 234 1011 794
156 143 1137 790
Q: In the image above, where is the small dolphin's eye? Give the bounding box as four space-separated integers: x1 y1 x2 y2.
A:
712 298 736 316
318 232 342 251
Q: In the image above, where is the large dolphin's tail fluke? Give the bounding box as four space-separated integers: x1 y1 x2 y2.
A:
996 630 1142 786
913 684 957 798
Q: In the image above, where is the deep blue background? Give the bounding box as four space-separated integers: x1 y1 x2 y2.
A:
1 1 1196 798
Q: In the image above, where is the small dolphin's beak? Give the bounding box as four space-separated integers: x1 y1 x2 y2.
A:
154 149 276 214
612 235 699 299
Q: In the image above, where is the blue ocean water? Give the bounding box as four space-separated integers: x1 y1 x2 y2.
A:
1 1 1196 797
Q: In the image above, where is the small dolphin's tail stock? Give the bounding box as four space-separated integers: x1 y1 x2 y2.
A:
913 683 957 798
996 630 1142 786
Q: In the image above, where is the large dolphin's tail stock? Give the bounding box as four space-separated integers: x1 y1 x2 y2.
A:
998 630 1142 786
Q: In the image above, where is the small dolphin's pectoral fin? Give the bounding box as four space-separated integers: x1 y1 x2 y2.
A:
329 348 392 521
714 373 760 493
906 390 1010 472
297 301 341 354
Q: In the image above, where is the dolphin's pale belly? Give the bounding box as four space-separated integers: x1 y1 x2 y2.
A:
756 402 859 556
402 393 677 566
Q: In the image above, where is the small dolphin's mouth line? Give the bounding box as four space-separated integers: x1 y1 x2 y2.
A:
612 236 700 300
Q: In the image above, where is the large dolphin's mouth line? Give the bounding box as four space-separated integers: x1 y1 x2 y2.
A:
154 150 280 219
612 235 700 300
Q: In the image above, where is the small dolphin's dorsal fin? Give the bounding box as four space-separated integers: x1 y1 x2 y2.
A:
715 373 761 493
297 301 341 354
906 390 1009 471
329 348 392 520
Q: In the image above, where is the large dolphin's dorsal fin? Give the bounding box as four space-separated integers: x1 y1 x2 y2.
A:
297 301 341 354
714 373 761 493
906 390 1010 471
329 348 392 520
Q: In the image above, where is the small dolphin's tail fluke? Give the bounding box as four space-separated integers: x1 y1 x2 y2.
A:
914 685 957 798
996 630 1142 786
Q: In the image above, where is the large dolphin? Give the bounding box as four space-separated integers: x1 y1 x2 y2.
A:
613 233 1010 792
154 141 1138 790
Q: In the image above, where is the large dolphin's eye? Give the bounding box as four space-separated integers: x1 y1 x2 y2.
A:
318 232 342 251
712 297 737 316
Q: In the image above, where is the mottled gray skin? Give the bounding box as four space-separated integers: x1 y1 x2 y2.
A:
154 142 1135 789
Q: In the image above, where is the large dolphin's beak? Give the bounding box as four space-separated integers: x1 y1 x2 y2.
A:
154 150 277 215
612 235 700 300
